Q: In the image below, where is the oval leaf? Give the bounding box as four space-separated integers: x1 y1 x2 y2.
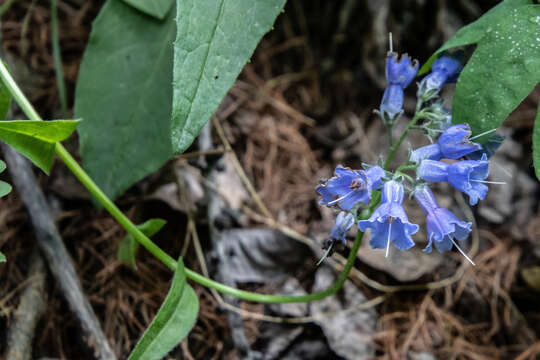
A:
128 258 199 360
171 0 287 154
75 0 175 199
453 5 540 140
0 120 79 173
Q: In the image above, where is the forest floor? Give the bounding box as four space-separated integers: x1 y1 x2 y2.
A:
0 0 540 359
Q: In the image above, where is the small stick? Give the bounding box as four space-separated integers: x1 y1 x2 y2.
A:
2 144 117 360
6 251 46 360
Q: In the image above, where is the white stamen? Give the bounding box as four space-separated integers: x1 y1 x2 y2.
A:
450 238 475 266
316 245 334 267
389 32 393 52
470 179 506 185
327 190 355 205
493 161 513 179
469 128 497 141
385 222 392 258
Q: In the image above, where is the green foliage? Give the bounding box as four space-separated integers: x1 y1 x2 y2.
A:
0 67 10 120
0 120 79 174
121 0 174 20
0 252 5 263
171 0 287 154
534 104 540 181
0 160 11 198
75 0 175 199
117 218 167 269
128 258 199 360
420 0 540 143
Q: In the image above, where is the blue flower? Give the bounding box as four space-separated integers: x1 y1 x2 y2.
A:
410 143 443 164
447 154 489 205
317 166 385 210
358 180 419 255
329 212 355 245
416 159 449 182
417 154 490 205
379 52 419 123
417 55 462 100
411 124 481 164
413 185 473 263
438 124 481 159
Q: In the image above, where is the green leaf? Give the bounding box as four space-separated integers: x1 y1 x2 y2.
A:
533 103 540 181
121 0 174 20
0 252 5 263
117 218 166 269
75 0 175 199
0 120 79 174
419 0 532 74
171 0 287 154
419 0 540 141
128 258 199 360
0 181 11 198
0 65 11 120
0 159 12 198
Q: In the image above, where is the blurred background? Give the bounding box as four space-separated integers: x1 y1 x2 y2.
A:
0 0 539 359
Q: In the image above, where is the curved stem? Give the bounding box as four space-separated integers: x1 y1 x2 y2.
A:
0 59 365 304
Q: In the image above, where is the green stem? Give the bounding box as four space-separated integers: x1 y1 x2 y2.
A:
56 144 365 303
387 123 394 146
50 0 68 117
0 59 365 304
383 110 424 170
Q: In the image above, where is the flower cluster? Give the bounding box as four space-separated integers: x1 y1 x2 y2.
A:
317 50 502 265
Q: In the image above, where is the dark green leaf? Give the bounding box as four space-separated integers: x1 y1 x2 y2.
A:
128 258 199 360
419 0 540 141
121 0 174 20
454 5 540 140
75 0 175 199
171 0 287 154
533 103 540 181
117 218 167 269
419 0 532 74
0 120 79 173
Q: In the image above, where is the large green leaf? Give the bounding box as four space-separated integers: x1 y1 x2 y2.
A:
75 0 175 199
0 120 79 173
171 0 287 153
419 0 532 74
117 218 166 269
128 258 199 360
419 0 540 141
121 0 174 20
533 104 540 181
0 252 5 263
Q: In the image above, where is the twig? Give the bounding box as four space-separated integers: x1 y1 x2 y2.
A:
2 145 117 360
177 148 226 160
212 116 274 220
6 250 46 360
201 121 262 359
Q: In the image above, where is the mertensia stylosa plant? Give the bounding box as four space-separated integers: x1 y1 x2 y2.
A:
1 0 539 356
317 48 503 266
